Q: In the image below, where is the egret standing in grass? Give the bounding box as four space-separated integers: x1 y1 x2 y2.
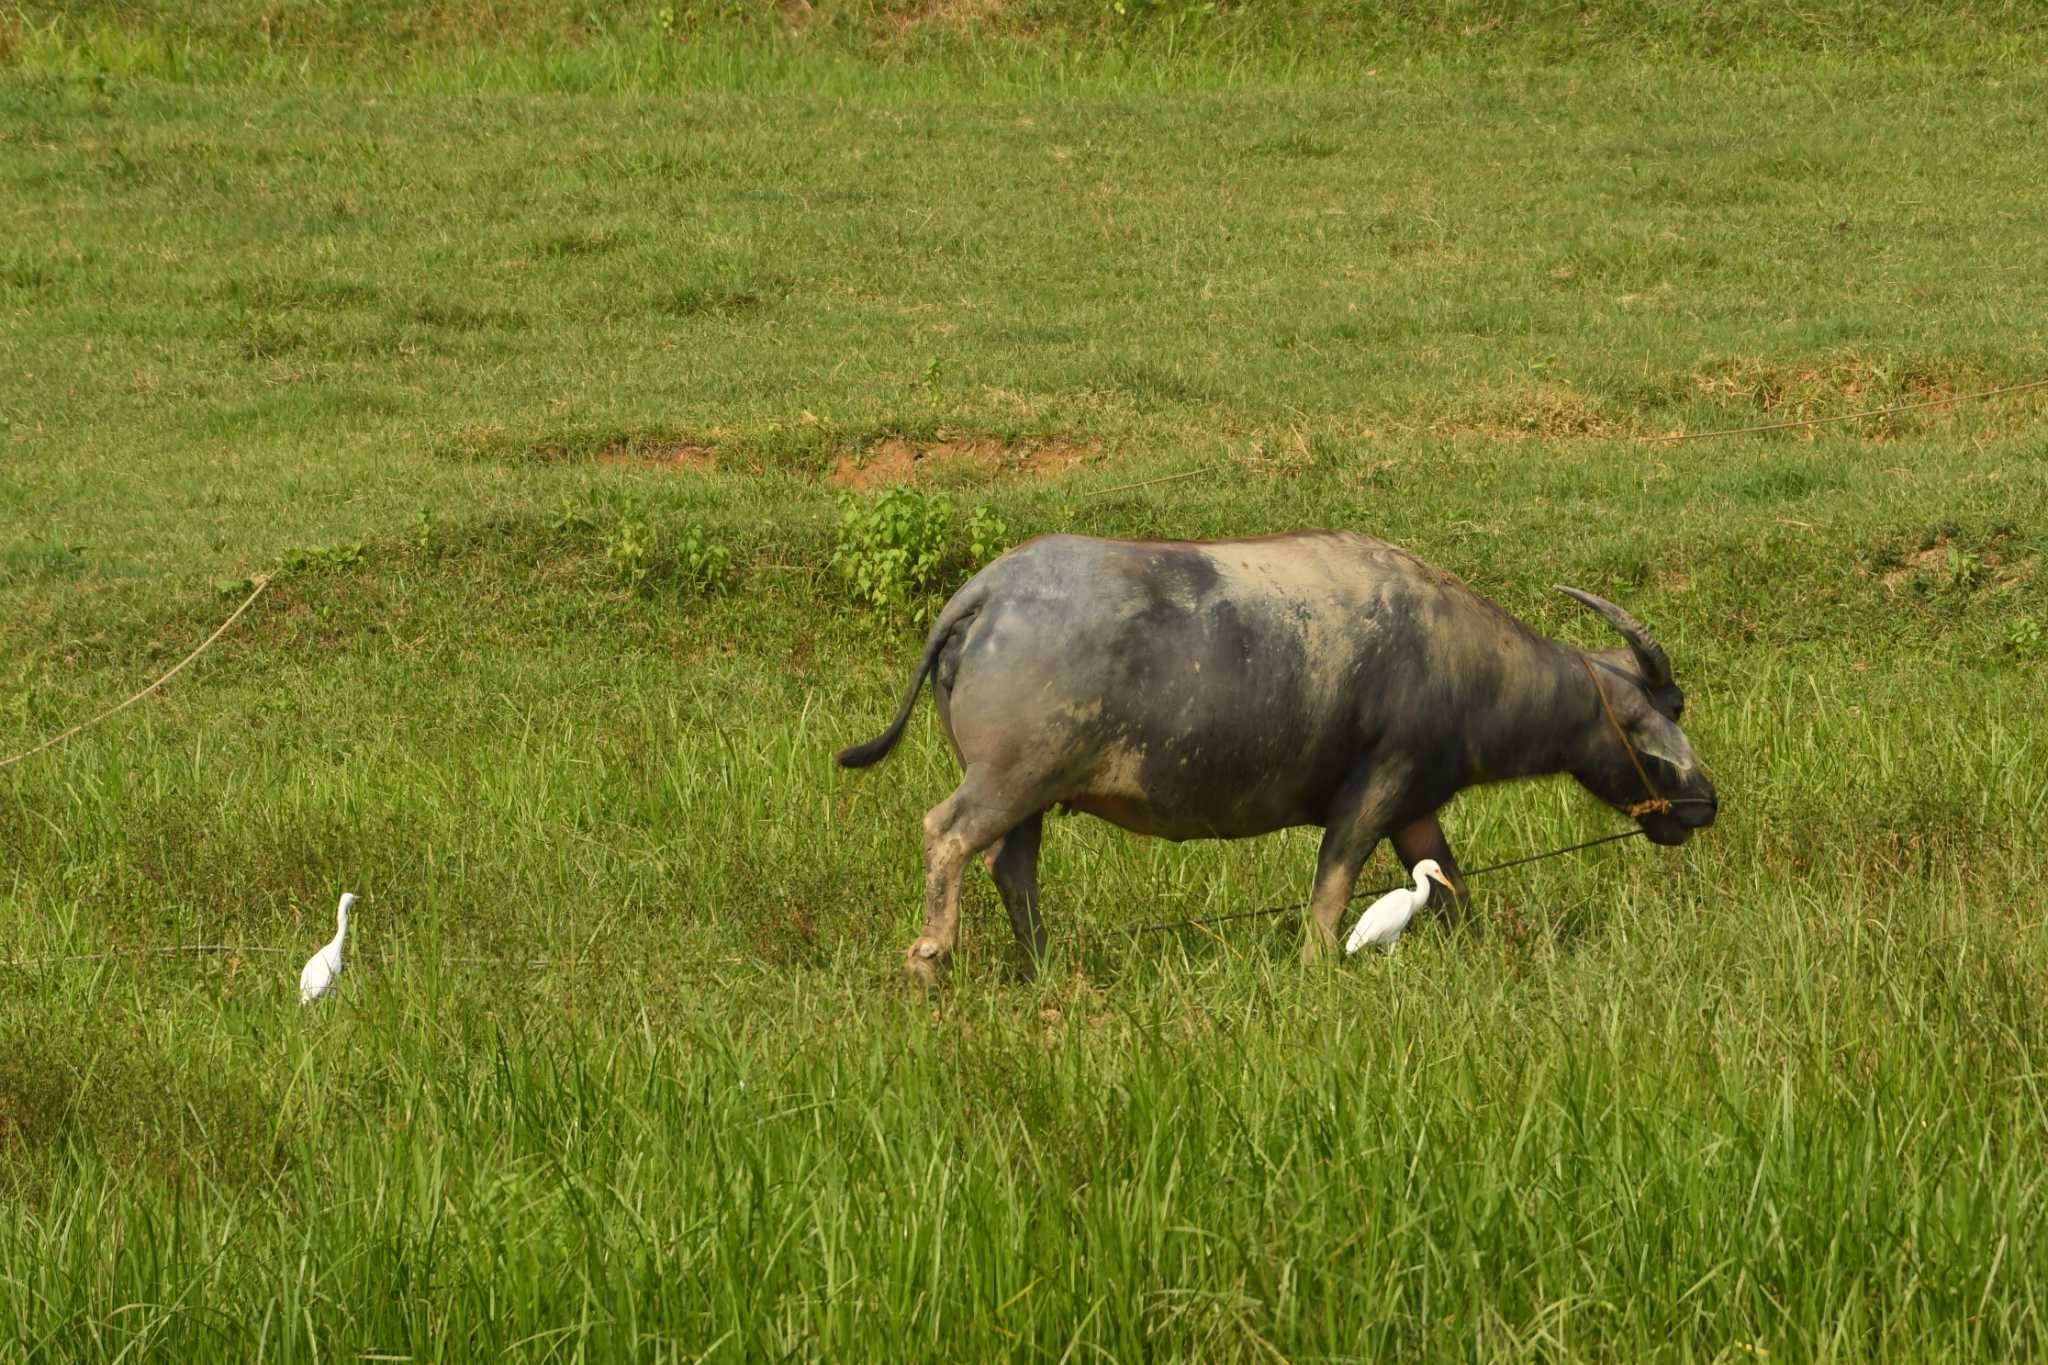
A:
299 892 353 1004
1345 860 1454 955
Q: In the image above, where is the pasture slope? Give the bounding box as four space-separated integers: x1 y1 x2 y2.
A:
3 2 2047 1359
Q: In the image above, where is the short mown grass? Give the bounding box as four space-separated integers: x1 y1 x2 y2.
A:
4 5 2048 1360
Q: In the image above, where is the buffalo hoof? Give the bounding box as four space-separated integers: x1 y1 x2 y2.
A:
904 938 949 989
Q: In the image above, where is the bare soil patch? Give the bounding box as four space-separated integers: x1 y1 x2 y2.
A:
1873 535 2034 594
827 434 1098 490
435 425 716 471
1693 354 1987 414
885 0 1014 37
595 443 714 473
1881 544 1957 593
1429 384 1634 441
1687 353 2044 438
1430 356 2044 444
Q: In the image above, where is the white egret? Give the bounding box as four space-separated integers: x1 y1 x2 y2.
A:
298 892 354 1004
1344 860 1454 955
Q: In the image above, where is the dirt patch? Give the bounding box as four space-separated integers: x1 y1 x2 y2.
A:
1874 535 2033 594
1431 357 2044 446
1429 385 1634 441
434 425 716 470
1880 544 1957 593
1688 353 2042 438
828 434 1098 490
886 0 1013 37
1694 354 1973 413
595 443 713 473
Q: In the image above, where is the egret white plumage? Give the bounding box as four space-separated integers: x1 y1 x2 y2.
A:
298 892 353 1004
1344 860 1453 955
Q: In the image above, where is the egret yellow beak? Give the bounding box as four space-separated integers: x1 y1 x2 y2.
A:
1428 869 1456 890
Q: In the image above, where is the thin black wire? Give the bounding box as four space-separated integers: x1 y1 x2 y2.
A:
1133 824 1670 936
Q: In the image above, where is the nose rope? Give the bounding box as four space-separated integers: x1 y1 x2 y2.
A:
1579 655 1673 819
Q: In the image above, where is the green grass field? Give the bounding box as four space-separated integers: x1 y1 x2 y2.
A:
4 3 2048 1359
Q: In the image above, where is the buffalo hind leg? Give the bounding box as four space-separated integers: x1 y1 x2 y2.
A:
985 812 1047 980
1391 814 1470 923
908 769 1035 988
1303 769 1408 964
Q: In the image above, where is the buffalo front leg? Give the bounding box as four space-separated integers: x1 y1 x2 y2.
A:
984 812 1048 980
907 769 1034 988
1391 813 1470 922
1303 770 1408 964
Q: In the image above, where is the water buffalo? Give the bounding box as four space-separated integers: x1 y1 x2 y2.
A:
837 531 1717 984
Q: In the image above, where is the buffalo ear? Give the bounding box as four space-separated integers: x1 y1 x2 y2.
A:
1555 585 1673 690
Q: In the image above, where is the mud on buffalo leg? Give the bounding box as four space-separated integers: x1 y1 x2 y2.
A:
1391 813 1470 920
1303 766 1411 964
984 812 1048 979
908 768 1037 986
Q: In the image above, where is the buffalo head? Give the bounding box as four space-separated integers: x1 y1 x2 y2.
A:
1557 586 1719 846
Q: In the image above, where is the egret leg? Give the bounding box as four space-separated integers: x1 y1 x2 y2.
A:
984 812 1048 980
908 770 1036 988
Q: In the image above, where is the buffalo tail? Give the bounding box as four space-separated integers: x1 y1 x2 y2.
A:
834 587 985 769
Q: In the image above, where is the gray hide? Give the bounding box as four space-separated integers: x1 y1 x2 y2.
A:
837 531 1718 984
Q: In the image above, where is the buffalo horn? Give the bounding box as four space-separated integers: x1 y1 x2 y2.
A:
1555 585 1673 690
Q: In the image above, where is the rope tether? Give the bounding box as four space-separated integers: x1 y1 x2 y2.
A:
0 574 273 772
